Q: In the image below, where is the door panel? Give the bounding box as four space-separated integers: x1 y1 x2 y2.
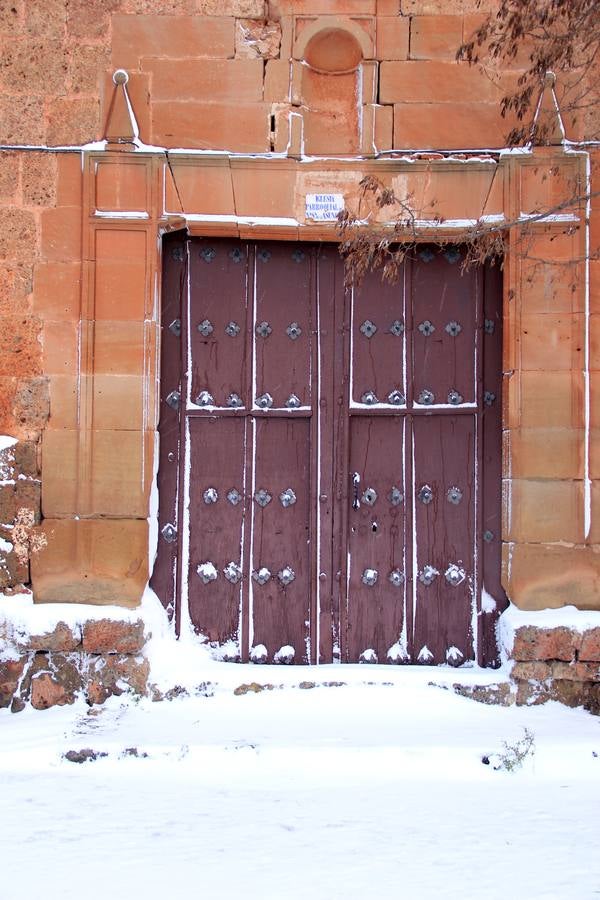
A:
346 416 407 663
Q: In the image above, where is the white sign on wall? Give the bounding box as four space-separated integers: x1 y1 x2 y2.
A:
305 193 345 222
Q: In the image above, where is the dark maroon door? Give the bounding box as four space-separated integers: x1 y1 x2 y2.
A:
153 235 505 665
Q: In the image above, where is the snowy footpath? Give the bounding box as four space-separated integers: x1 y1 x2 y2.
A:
1 665 599 900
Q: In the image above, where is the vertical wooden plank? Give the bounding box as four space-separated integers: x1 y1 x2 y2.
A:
250 417 311 663
151 233 186 616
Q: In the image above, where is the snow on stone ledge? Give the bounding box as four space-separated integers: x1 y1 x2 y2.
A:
497 603 600 659
0 435 17 451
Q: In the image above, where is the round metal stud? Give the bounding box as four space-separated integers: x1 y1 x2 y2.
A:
419 248 435 263
256 321 272 338
389 320 404 337
361 568 378 586
254 488 272 507
389 569 405 587
225 321 241 337
200 247 216 263
161 523 177 543
360 320 377 338
197 561 218 584
203 487 218 504
255 392 273 409
196 390 214 406
197 319 214 336
229 248 243 263
166 390 180 410
258 249 271 263
418 320 435 336
445 563 466 586
447 486 463 505
484 391 496 407
227 488 242 506
483 530 494 543
277 566 295 586
448 389 463 405
445 320 462 337
292 249 305 263
361 487 377 506
227 392 243 408
279 488 296 508
223 561 242 584
285 393 301 409
286 322 302 340
252 567 271 585
387 389 405 405
168 318 181 337
171 246 184 261
418 485 433 505
361 390 378 406
485 319 495 335
419 565 438 586
389 486 403 506
444 247 461 264
418 389 435 405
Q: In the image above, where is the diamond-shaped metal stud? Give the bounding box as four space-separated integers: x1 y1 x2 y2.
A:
292 249 305 263
419 565 438 586
361 487 377 506
447 486 463 505
279 488 296 508
444 247 461 264
278 566 295 586
361 391 378 406
388 389 405 405
389 569 405 587
484 391 496 407
418 320 435 336
445 320 462 337
200 247 216 263
258 249 271 263
227 392 243 408
254 488 272 507
286 322 302 340
227 488 242 506
418 389 435 405
361 568 378 586
171 246 184 261
389 486 403 506
229 248 242 263
166 390 180 410
360 320 377 338
445 563 466 586
196 390 214 406
448 389 463 405
255 392 273 409
197 561 218 584
389 320 404 337
418 485 433 505
256 321 272 338
168 318 181 337
161 523 177 543
252 567 271 585
223 561 242 584
485 319 495 335
285 393 301 409
483 530 494 543
197 319 214 337
226 321 240 337
419 248 435 263
203 487 218 504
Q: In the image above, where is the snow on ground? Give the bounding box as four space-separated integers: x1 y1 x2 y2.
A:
1 669 599 900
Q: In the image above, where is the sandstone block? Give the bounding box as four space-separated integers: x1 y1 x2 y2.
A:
515 679 550 706
0 39 68 95
552 661 600 683
82 619 146 654
502 542 600 612
549 679 590 708
0 97 44 145
0 315 42 378
142 58 264 103
380 60 506 104
0 263 32 317
0 209 37 264
236 19 282 59
580 629 600 661
67 0 119 39
12 376 50 440
511 660 552 682
409 15 463 60
22 153 57 208
67 44 111 96
46 98 100 147
0 656 27 708
376 16 409 60
112 15 234 69
40 207 82 263
24 0 67 39
24 622 81 653
33 261 81 321
151 101 270 152
265 60 290 102
512 626 579 662
30 672 70 710
393 100 510 150
0 151 19 200
197 0 267 13
505 479 583 545
86 654 150 705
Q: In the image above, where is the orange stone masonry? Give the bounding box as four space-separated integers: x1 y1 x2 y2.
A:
0 0 598 699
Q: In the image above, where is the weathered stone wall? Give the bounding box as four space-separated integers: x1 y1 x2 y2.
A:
0 0 598 638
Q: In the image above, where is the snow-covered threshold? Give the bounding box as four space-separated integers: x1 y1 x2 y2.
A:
1 660 600 899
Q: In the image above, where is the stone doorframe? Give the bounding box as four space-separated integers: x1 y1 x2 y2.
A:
31 141 593 614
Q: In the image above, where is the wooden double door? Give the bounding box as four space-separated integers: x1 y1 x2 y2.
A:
153 236 505 665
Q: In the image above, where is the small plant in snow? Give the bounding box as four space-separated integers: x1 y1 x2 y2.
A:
482 727 535 772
